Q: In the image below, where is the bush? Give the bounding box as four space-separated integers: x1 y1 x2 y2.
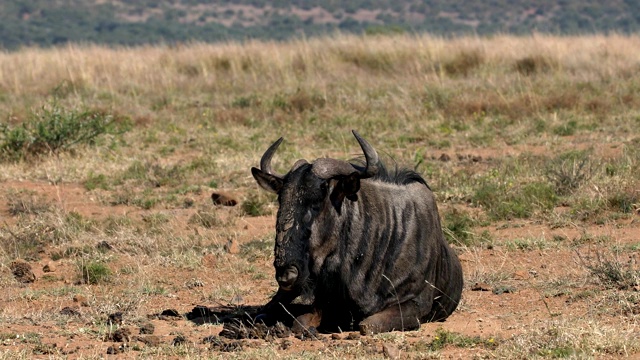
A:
0 102 129 161
78 261 111 284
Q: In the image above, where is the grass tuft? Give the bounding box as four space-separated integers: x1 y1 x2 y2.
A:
578 251 639 290
78 260 112 285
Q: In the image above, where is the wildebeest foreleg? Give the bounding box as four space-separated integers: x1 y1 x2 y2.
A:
358 302 422 335
255 288 300 324
291 308 322 334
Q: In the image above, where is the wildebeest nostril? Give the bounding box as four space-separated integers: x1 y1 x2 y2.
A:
276 266 298 290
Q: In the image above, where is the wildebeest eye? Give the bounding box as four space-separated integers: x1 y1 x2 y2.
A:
320 181 328 193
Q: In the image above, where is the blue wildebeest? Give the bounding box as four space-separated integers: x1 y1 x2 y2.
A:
251 130 463 335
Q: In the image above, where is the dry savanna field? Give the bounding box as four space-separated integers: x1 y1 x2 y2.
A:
0 34 639 359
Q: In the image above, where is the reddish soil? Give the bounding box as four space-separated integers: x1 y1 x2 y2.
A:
1 173 639 358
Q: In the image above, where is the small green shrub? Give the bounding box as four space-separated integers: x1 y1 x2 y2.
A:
426 328 498 351
0 102 129 162
552 120 577 136
84 172 110 191
443 209 475 246
241 192 273 217
78 261 111 285
188 211 223 228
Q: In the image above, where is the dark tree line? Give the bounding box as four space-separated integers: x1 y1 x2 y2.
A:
1 0 639 49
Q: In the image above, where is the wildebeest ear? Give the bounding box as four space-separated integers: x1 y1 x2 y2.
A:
251 167 283 194
330 172 360 214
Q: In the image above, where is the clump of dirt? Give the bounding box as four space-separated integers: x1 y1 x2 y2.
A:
138 320 155 334
205 336 244 352
107 327 132 342
211 191 239 206
149 308 182 321
219 320 291 340
9 259 36 283
59 306 81 317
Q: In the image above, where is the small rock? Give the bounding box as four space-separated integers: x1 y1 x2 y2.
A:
111 327 132 343
294 325 320 341
106 344 127 355
183 198 195 208
438 153 451 162
136 335 161 347
60 307 81 316
382 343 400 359
210 339 243 352
471 282 492 291
108 312 124 325
10 260 36 283
224 239 240 254
211 192 239 206
73 294 90 307
42 262 56 273
280 339 292 350
331 333 342 340
493 286 516 295
203 335 220 344
345 332 360 340
139 321 155 335
185 278 205 289
160 309 181 317
172 334 187 346
96 241 113 251
272 322 291 338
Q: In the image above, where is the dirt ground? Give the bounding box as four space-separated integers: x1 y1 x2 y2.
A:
1 158 639 359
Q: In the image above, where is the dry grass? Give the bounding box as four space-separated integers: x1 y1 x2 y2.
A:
0 33 639 358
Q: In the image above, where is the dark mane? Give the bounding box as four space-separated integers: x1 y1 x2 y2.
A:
350 158 430 189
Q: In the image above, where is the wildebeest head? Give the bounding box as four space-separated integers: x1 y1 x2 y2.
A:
251 130 379 292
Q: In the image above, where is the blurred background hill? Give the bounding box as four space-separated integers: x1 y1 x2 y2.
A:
2 0 640 49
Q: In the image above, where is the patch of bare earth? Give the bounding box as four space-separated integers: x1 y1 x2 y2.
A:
1 143 639 358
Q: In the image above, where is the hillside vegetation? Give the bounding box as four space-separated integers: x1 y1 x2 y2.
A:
2 0 640 49
0 34 639 358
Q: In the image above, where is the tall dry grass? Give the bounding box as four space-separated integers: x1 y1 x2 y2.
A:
0 34 639 358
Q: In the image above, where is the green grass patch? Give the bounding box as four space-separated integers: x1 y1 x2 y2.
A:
424 328 498 351
0 102 130 162
473 181 557 220
78 260 112 285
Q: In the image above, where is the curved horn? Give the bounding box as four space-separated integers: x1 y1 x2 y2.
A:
312 158 357 179
260 137 284 178
310 131 381 180
352 130 379 178
291 159 309 172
